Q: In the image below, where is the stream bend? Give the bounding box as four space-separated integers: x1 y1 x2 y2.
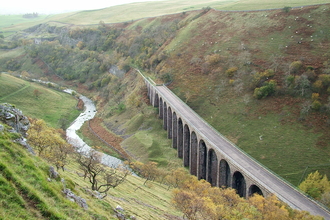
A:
65 90 123 168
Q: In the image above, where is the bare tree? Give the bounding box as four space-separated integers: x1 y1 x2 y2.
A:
75 149 129 198
269 54 283 72
295 74 311 97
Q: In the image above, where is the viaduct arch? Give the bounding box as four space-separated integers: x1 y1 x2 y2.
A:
143 74 330 218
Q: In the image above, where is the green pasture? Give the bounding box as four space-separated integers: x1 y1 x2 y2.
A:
0 73 79 128
72 123 183 219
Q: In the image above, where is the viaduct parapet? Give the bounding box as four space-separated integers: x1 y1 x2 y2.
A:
139 72 330 219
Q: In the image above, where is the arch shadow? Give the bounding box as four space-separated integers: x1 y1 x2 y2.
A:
177 118 183 158
232 171 246 197
219 159 231 188
248 185 263 197
208 148 218 186
172 112 177 149
183 125 190 167
198 140 207 180
190 132 198 176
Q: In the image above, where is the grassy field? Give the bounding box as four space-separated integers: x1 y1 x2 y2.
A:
0 73 80 128
218 0 330 10
117 112 183 166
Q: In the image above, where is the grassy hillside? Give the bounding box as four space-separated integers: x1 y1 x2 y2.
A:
0 126 111 219
1 0 329 35
0 72 183 219
218 0 330 10
61 162 183 219
0 123 182 219
0 73 80 128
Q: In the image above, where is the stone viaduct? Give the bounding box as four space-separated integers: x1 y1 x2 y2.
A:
140 72 330 219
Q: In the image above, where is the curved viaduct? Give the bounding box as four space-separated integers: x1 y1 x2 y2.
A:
142 76 330 219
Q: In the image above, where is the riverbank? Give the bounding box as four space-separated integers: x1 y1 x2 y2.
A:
64 89 123 168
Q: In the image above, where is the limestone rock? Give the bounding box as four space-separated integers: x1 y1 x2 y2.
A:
85 188 103 199
14 137 35 155
115 205 124 212
109 65 126 78
49 166 59 179
62 188 88 210
0 103 35 154
0 103 30 136
114 205 136 220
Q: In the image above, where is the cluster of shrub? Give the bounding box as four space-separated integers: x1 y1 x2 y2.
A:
223 60 330 114
299 171 330 209
25 41 111 83
129 161 323 220
0 36 18 50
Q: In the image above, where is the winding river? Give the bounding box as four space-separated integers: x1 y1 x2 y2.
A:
65 89 123 168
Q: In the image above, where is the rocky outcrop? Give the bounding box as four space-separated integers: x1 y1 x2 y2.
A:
49 166 59 179
62 188 88 210
114 205 136 220
109 65 126 78
0 103 34 154
0 103 30 136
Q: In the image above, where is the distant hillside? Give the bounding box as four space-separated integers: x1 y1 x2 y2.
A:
1 0 329 35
